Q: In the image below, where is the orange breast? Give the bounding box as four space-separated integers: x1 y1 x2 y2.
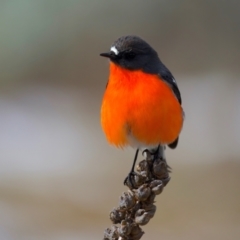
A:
101 62 183 147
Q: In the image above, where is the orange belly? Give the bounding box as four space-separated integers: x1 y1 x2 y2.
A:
101 62 183 148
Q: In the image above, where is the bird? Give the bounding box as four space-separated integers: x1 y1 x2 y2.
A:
100 35 184 186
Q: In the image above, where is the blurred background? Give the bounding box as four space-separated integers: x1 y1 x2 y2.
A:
0 0 240 239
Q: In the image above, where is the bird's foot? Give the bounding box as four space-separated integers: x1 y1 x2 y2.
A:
124 171 138 189
142 149 152 160
142 146 161 161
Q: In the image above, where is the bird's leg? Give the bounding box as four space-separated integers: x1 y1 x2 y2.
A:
123 149 139 187
157 145 166 160
152 145 166 161
153 145 160 160
142 145 164 161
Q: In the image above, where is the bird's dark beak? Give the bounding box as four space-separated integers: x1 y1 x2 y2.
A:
100 52 112 58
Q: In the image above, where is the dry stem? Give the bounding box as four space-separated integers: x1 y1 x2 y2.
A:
103 150 171 240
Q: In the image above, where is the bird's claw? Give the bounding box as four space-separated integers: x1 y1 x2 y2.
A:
124 171 138 188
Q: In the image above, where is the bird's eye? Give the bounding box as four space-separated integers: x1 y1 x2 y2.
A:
124 51 136 60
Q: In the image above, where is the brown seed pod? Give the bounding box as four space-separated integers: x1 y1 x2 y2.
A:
118 220 133 237
149 179 164 195
110 207 126 224
144 204 156 218
152 158 170 180
133 184 151 201
136 160 150 177
133 172 146 187
103 226 119 240
135 204 156 225
119 190 136 210
144 192 156 205
129 225 145 240
135 209 151 225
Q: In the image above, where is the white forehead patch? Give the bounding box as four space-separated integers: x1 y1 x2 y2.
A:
110 46 119 55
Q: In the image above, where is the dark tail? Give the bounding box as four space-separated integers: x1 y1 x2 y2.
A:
168 137 179 149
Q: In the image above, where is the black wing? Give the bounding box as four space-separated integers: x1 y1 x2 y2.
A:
157 64 182 105
158 63 182 149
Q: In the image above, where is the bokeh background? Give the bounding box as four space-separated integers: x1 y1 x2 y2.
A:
0 0 240 239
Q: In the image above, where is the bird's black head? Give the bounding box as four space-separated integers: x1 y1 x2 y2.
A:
100 35 161 72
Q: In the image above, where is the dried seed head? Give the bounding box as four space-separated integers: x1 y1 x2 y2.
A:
103 153 171 240
152 158 169 180
133 173 146 187
162 176 171 186
133 184 151 201
135 209 150 225
110 208 125 224
129 202 141 219
118 220 133 237
136 160 149 174
136 160 151 182
103 226 119 240
135 204 156 225
119 190 136 210
150 180 164 195
129 225 144 240
144 204 156 218
144 192 156 205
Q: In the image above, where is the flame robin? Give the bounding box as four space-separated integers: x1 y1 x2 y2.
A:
100 35 184 185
